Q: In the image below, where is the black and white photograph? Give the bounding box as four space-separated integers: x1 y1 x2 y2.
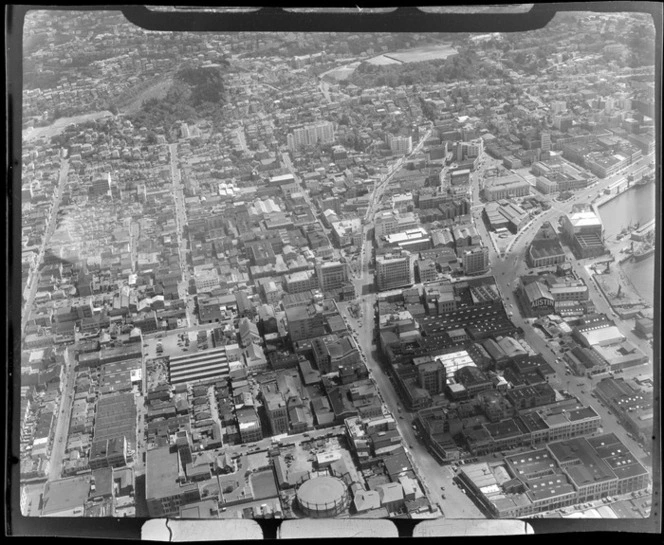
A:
7 4 661 538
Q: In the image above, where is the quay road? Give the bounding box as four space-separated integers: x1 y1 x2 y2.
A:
502 152 654 260
22 155 69 334
484 152 655 464
339 149 655 514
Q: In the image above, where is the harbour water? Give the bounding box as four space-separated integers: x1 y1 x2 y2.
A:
598 182 656 306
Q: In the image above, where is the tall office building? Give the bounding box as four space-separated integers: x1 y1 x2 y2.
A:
540 132 551 154
462 246 490 276
387 134 413 155
285 303 326 342
551 100 567 115
316 261 348 293
376 252 413 291
175 431 193 469
289 121 335 151
265 392 289 435
416 359 446 395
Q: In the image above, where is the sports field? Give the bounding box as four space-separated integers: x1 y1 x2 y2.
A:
385 43 458 63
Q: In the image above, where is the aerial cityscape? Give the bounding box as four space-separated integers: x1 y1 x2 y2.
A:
17 8 656 523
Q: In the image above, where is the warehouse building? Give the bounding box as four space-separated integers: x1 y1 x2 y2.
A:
168 346 232 386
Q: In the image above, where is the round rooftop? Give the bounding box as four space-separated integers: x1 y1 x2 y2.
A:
296 476 347 509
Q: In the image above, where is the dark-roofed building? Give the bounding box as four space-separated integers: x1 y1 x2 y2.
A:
548 437 619 501
506 383 556 410
565 345 609 376
593 378 654 442
169 346 231 385
454 366 493 397
416 406 460 462
311 335 361 374
93 393 137 449
519 279 555 316
41 476 91 517
146 446 202 517
528 239 567 268
418 300 517 342
458 433 648 518
286 303 325 342
89 436 129 470
91 467 114 499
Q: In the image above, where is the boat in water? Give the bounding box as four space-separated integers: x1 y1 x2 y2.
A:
635 174 654 187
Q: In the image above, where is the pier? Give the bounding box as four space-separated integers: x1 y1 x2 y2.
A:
630 218 656 242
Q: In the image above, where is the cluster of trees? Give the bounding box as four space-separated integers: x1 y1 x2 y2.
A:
348 49 497 89
175 64 229 106
129 65 229 130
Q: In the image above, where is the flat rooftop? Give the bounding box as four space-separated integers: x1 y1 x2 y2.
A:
146 446 199 501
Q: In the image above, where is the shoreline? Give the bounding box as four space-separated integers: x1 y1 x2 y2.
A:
619 255 655 308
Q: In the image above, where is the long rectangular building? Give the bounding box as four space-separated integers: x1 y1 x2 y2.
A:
169 346 231 386
458 433 649 518
418 301 517 341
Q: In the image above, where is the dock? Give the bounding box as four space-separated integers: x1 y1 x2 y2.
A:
630 219 656 242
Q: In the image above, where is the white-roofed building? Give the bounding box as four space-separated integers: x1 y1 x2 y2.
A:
434 350 476 375
574 325 626 348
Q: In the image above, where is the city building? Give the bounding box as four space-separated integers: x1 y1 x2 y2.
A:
316 261 348 293
330 218 362 248
288 121 335 151
285 303 325 342
387 133 413 155
237 406 263 443
374 210 418 239
527 222 566 267
145 446 201 517
415 357 446 395
383 227 432 253
169 346 232 385
459 432 648 518
376 252 413 292
416 259 438 283
284 270 319 294
483 175 531 201
560 208 606 259
461 246 490 275
593 378 654 442
89 436 128 470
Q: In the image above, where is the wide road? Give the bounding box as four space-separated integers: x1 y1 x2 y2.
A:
168 143 195 326
502 152 654 260
22 155 69 334
337 295 485 518
47 348 77 482
340 125 487 517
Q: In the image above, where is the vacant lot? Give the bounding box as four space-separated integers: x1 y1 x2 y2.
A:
24 111 113 142
250 470 278 500
119 76 174 115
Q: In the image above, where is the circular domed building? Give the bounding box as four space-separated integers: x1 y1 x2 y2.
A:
295 475 350 518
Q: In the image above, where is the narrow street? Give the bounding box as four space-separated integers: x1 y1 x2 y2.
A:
47 349 77 482
22 155 69 334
